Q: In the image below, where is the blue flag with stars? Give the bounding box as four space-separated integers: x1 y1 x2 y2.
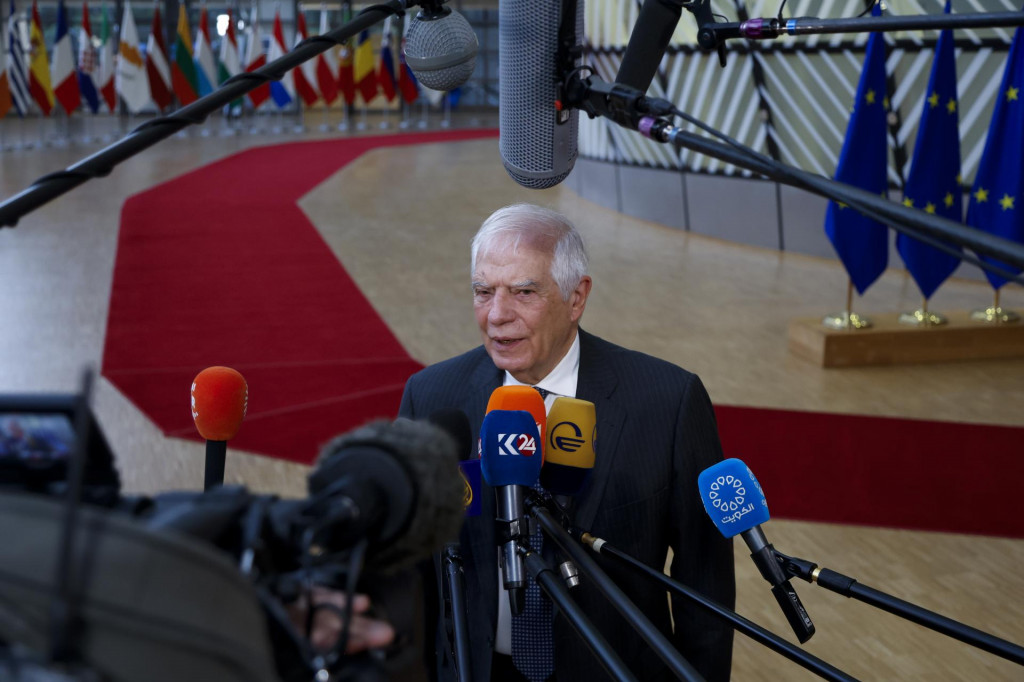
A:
897 1 963 300
967 25 1024 289
824 3 890 295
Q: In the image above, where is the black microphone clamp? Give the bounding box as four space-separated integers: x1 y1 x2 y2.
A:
746 538 816 643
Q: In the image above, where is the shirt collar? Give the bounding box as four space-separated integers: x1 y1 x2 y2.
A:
503 331 580 404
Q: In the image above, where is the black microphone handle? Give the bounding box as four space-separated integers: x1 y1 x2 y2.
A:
615 0 684 92
520 549 639 682
442 545 473 682
528 501 704 682
577 533 858 682
204 439 227 491
813 567 1024 666
743 527 815 643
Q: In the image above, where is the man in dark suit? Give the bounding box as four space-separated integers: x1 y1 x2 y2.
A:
399 204 734 681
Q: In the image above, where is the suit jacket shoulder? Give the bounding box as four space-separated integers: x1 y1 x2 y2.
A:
400 345 498 419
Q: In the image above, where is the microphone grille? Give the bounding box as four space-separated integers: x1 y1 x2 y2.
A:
500 0 582 189
404 9 479 92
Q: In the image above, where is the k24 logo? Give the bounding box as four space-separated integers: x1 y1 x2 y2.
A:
496 433 538 457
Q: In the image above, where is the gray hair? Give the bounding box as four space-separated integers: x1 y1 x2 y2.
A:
470 204 589 300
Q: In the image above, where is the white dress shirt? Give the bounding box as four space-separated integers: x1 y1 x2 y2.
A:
494 332 580 655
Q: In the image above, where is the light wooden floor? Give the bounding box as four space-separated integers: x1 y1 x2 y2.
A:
1 112 1022 680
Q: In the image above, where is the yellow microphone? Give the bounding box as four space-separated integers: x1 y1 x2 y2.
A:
540 397 596 496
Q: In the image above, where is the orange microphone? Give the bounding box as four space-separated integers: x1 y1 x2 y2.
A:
191 366 248 490
485 385 547 462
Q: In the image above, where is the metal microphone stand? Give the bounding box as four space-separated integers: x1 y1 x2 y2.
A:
775 550 1024 667
441 545 473 682
525 493 704 682
519 546 638 682
563 73 1024 284
570 529 858 682
686 0 1024 54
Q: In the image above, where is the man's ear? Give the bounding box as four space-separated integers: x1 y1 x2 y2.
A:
570 276 592 322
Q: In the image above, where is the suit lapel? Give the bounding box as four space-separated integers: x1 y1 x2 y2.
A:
573 330 625 530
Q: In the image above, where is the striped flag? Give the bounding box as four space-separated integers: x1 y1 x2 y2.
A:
267 9 292 108
337 41 354 105
51 0 81 115
377 21 396 103
896 1 963 299
217 7 240 108
243 5 269 108
28 0 54 115
145 3 172 110
170 2 199 105
397 33 418 104
315 5 337 105
967 25 1024 289
353 29 376 103
0 8 10 119
77 0 100 112
96 1 114 111
7 0 30 116
293 11 318 106
193 4 217 96
115 0 149 113
823 3 889 295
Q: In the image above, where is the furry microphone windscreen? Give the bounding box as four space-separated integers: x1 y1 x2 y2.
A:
313 418 465 573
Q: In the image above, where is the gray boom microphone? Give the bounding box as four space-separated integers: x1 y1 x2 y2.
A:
404 3 479 91
500 0 584 189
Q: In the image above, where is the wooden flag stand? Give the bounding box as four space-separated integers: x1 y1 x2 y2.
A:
790 284 1024 367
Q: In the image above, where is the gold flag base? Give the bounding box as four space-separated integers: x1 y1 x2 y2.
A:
969 306 1021 324
790 311 1024 367
822 312 873 330
898 309 948 326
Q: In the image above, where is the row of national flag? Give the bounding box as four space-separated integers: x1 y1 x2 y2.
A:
0 1 421 120
826 1 1024 297
2 0 115 117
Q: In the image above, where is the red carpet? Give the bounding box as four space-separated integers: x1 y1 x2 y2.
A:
103 130 497 466
716 405 1024 538
103 130 1024 538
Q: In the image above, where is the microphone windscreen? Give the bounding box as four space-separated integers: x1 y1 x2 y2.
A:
459 458 482 517
190 366 248 441
540 397 596 495
697 458 770 538
428 408 473 462
314 418 464 573
480 410 542 487
404 7 479 91
499 0 582 188
486 386 546 460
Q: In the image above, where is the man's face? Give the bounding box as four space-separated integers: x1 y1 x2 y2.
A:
472 235 590 385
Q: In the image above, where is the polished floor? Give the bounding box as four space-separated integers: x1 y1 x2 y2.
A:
1 110 1023 680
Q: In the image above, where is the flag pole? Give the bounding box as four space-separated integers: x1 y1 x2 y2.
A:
823 279 872 330
970 288 1021 324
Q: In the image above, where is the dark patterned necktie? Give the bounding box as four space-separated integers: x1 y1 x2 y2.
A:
511 387 556 681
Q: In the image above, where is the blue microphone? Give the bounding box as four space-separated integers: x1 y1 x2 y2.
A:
698 458 816 643
480 410 542 613
697 457 770 535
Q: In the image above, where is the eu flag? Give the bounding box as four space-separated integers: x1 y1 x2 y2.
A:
824 4 890 295
897 1 963 299
966 25 1024 289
